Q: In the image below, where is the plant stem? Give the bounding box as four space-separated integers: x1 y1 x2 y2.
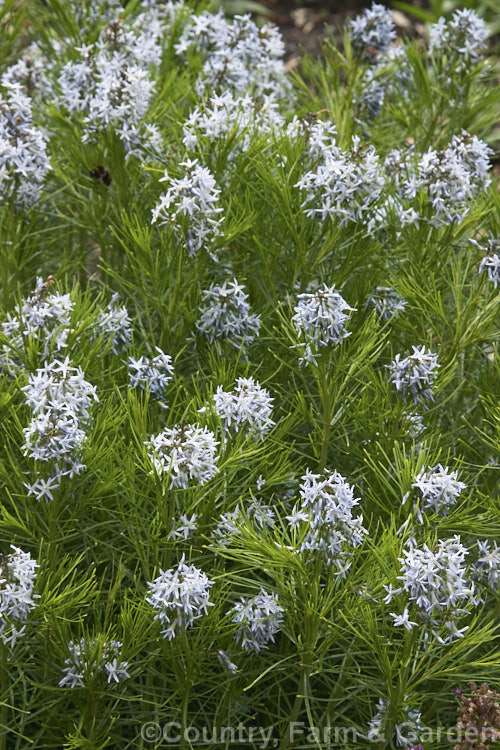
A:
317 358 332 472
279 664 310 750
180 693 189 750
0 643 7 750
180 633 192 750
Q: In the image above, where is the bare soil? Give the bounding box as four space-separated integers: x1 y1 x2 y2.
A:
257 0 426 67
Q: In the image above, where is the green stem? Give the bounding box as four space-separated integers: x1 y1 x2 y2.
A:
385 626 420 745
85 689 96 742
317 358 332 472
279 664 311 750
180 633 192 750
322 652 353 723
180 694 189 750
1 201 16 309
0 643 7 750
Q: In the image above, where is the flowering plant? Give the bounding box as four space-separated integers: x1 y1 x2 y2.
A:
0 1 498 747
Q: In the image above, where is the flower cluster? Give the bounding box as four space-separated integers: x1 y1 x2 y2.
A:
429 9 487 71
479 254 500 288
57 13 163 156
366 286 406 321
141 1 186 23
212 377 274 439
240 497 276 532
0 546 39 648
298 125 492 231
388 345 439 405
22 358 97 422
287 469 367 575
146 556 214 640
145 423 219 488
1 276 73 363
401 132 492 227
93 293 132 354
182 91 286 158
367 697 424 747
0 83 50 206
195 279 261 352
151 159 223 256
213 498 276 547
292 285 354 365
217 649 238 674
297 118 338 161
410 464 466 517
357 46 411 120
349 3 397 57
296 135 386 228
21 357 98 501
473 541 500 592
68 0 123 31
169 513 198 541
128 347 174 402
386 536 477 643
231 588 284 652
175 11 289 101
472 234 500 289
1 42 56 101
403 411 425 440
59 638 130 688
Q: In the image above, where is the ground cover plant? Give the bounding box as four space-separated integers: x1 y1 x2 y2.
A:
0 0 499 748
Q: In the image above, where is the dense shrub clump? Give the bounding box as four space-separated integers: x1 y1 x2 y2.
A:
0 0 498 747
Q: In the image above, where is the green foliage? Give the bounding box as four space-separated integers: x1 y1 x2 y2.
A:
0 1 498 748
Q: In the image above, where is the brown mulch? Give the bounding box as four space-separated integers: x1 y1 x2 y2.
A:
256 0 427 66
